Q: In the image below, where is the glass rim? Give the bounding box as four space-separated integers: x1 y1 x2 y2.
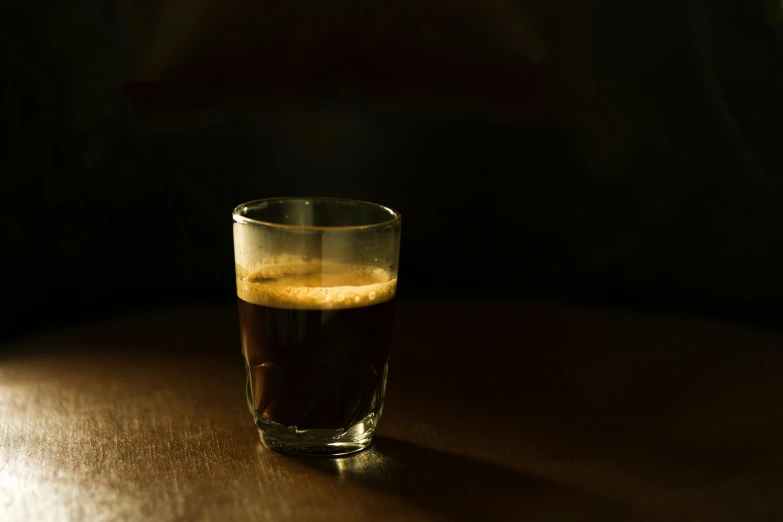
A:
232 197 401 231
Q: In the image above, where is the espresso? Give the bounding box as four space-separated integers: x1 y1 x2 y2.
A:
237 261 396 432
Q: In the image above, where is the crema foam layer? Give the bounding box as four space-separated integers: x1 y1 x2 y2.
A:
236 260 397 310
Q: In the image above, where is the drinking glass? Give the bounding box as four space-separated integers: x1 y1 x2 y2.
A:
233 197 402 455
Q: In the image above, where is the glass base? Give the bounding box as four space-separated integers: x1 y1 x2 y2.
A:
255 413 379 456
259 430 372 456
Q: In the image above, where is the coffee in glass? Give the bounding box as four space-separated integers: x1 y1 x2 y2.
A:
233 198 401 455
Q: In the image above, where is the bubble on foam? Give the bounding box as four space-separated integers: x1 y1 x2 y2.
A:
236 260 397 310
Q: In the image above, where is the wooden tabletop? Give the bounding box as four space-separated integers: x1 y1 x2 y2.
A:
2 302 782 521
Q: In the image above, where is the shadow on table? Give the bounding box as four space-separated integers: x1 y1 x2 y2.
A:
292 437 628 522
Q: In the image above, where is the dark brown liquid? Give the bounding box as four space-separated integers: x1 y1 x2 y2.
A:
238 297 394 431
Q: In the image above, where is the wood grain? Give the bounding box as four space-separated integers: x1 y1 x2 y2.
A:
1 303 782 521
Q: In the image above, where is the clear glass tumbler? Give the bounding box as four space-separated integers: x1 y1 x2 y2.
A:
232 197 402 456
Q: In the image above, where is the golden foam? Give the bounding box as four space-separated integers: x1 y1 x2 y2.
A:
236 261 397 310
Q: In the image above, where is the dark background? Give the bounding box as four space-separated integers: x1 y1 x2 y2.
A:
2 0 783 339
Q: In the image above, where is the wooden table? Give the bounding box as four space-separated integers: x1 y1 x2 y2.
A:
2 302 782 521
